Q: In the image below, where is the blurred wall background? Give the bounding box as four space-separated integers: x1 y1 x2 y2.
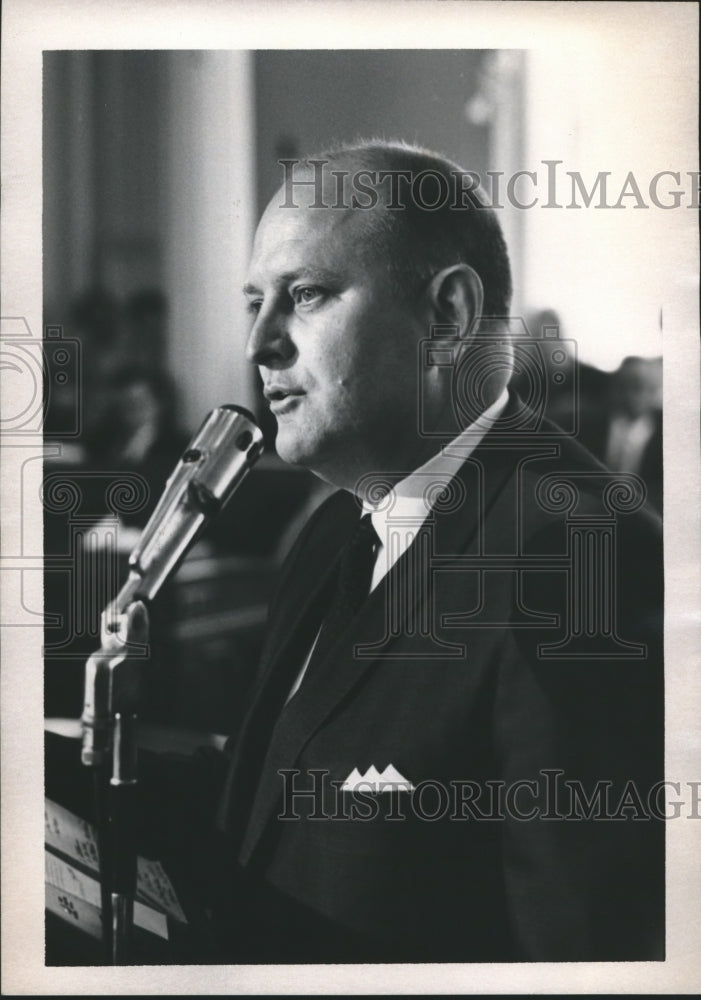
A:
44 50 254 430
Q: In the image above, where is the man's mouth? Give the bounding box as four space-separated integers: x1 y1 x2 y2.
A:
264 386 305 414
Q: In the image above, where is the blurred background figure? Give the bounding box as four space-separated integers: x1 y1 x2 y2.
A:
576 355 662 513
42 288 124 465
123 289 169 374
512 311 662 514
84 364 188 527
597 356 662 513
70 287 123 378
44 287 174 470
512 307 611 436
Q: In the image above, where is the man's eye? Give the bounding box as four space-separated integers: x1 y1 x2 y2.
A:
246 299 263 315
293 286 323 306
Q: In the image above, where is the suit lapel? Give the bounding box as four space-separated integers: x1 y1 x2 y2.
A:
216 491 360 838
236 401 527 864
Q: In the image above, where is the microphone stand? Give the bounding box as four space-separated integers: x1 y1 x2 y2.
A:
81 599 149 965
78 404 264 964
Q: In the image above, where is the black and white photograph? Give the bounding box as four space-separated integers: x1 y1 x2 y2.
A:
1 1 699 994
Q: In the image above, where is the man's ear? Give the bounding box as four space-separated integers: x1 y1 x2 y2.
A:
425 264 484 340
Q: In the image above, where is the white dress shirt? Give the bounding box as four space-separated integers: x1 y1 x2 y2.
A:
286 388 509 700
363 388 509 592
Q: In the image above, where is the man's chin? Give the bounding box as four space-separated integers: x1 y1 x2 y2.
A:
274 430 344 483
274 429 315 469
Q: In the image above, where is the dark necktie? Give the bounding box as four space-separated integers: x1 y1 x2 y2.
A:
301 513 378 686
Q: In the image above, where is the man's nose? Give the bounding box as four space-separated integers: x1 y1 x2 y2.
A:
245 307 295 367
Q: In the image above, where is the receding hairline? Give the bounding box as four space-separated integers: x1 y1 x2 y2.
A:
266 139 488 211
260 139 512 316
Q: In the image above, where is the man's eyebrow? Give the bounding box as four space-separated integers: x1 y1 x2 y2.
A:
242 268 340 296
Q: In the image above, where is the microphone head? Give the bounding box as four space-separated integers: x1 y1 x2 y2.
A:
114 405 264 612
177 404 265 512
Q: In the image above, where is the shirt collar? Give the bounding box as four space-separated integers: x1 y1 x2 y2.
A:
362 388 510 534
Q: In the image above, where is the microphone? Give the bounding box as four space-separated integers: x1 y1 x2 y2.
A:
79 406 264 951
107 403 264 623
81 404 264 767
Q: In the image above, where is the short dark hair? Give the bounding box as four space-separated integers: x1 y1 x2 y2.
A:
303 139 512 319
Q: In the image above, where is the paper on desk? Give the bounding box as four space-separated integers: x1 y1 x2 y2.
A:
45 799 99 872
137 857 186 922
45 851 169 940
45 798 186 922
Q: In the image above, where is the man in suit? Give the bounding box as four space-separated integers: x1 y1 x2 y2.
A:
179 141 661 964
47 141 665 964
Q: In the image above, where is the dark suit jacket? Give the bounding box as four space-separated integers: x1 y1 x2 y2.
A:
49 395 663 964
178 395 661 964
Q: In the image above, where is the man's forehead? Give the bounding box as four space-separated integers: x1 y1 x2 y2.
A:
250 195 368 274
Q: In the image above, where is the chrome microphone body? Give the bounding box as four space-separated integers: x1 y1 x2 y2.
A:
109 404 264 619
82 404 264 766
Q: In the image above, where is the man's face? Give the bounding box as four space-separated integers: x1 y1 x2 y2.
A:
244 198 432 490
